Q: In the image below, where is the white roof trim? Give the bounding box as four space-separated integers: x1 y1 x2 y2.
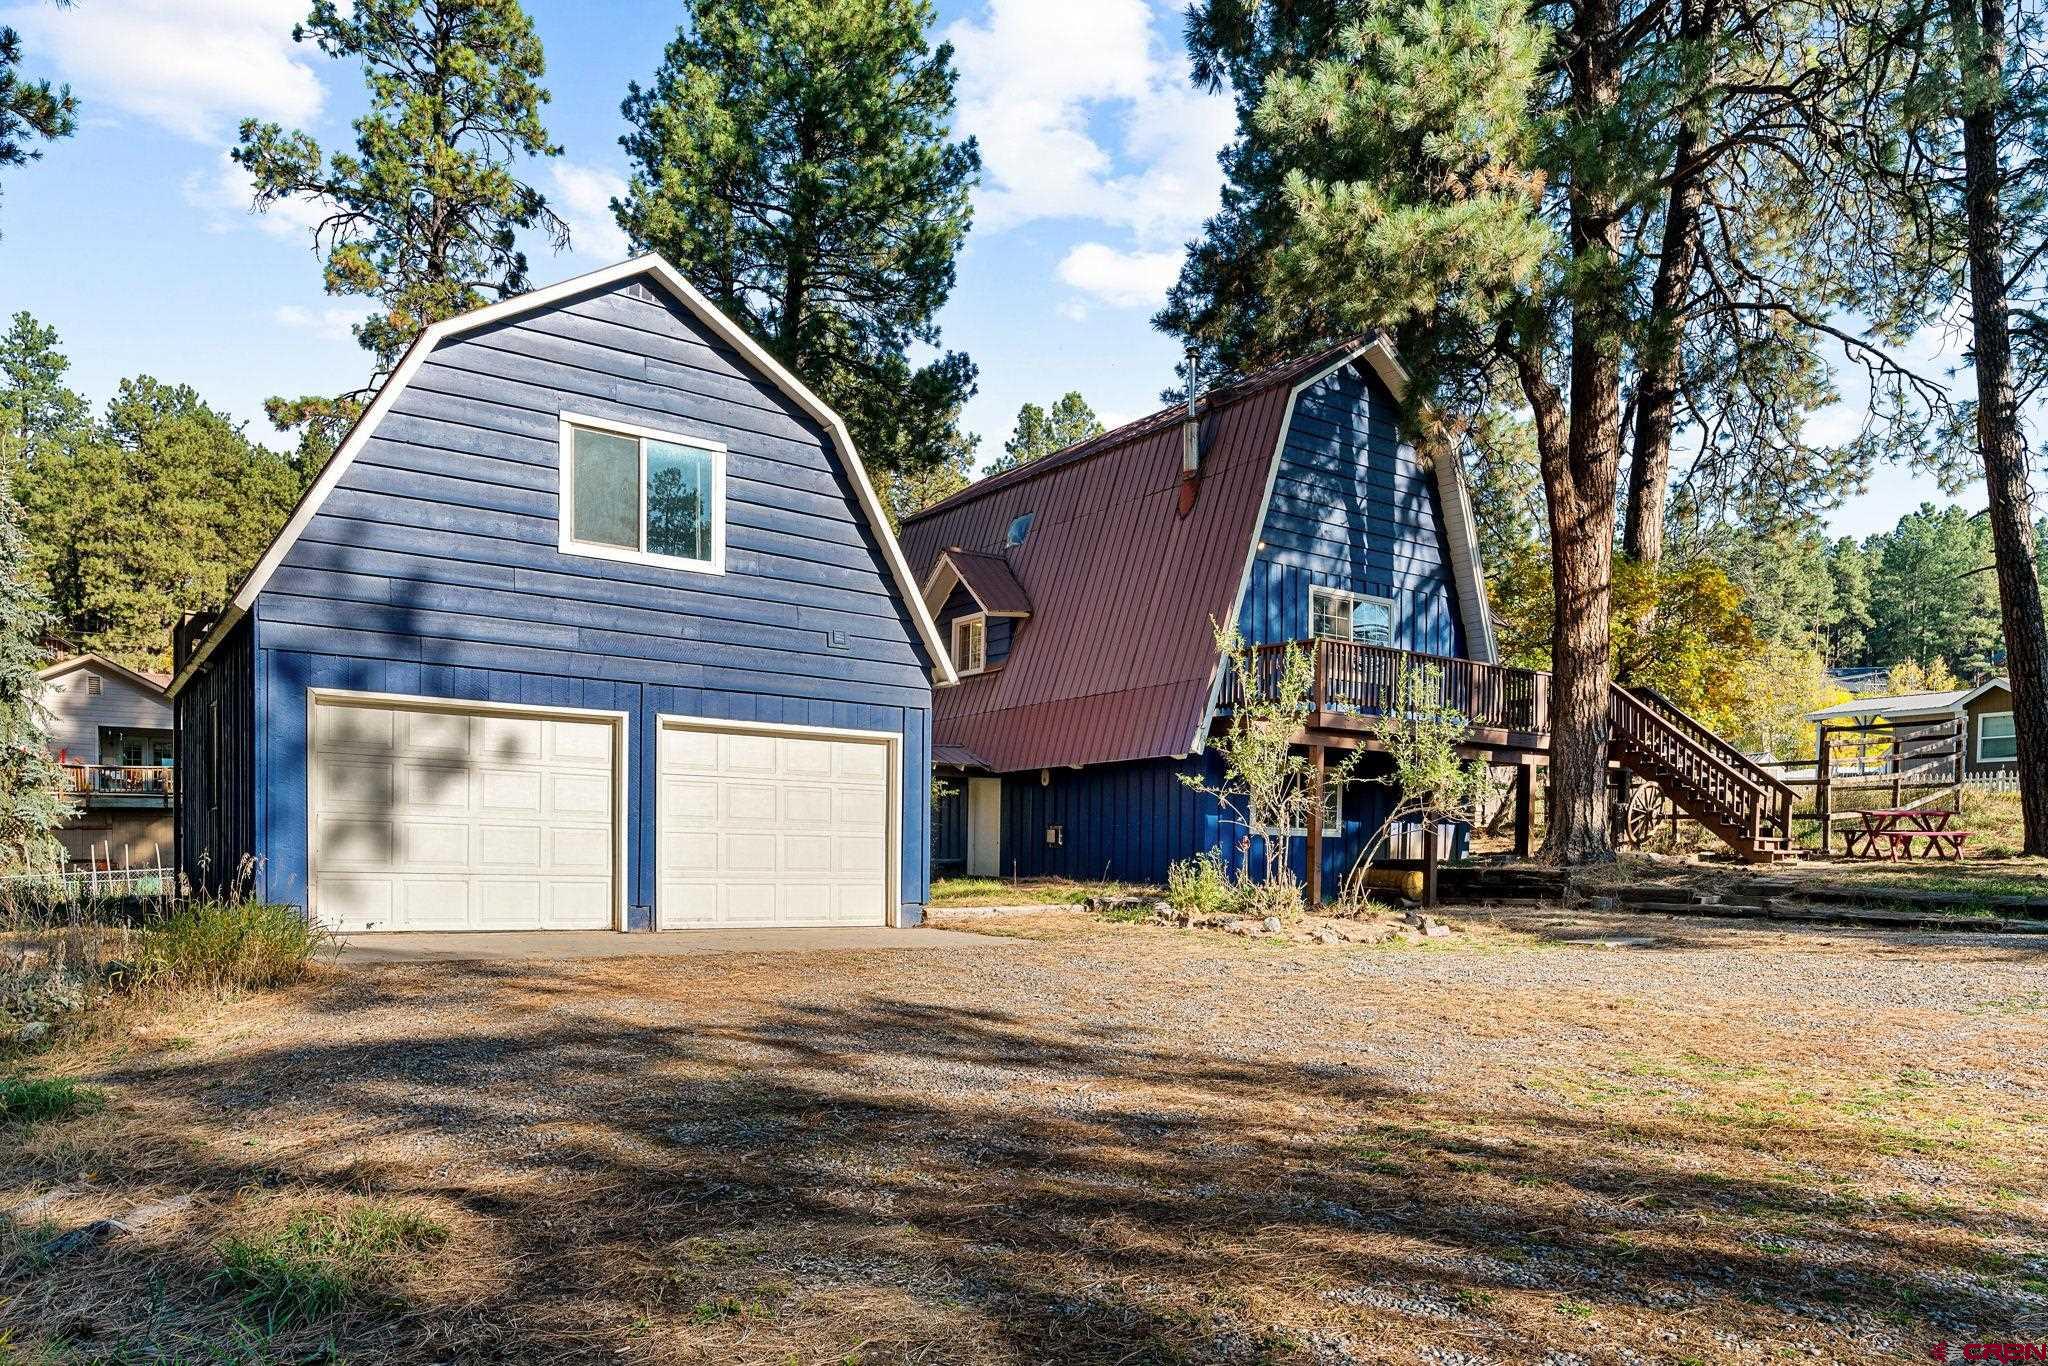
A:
40 652 170 697
1953 678 2010 710
1424 438 1499 664
170 254 957 696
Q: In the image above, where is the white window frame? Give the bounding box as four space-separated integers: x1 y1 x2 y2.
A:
557 411 727 574
1285 780 1344 838
1308 585 1395 646
951 612 988 676
1977 709 2017 763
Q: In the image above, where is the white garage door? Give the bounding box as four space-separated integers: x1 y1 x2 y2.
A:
311 697 619 932
657 723 892 928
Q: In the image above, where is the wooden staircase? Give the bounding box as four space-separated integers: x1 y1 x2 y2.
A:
1607 684 1799 863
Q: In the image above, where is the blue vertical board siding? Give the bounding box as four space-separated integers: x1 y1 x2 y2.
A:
238 272 934 921
1239 363 1468 658
174 614 257 895
932 780 967 871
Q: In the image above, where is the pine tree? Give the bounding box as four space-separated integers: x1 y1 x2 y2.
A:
1848 0 2048 848
616 0 980 480
234 0 566 463
0 311 88 467
0 7 77 230
989 393 1103 473
0 449 69 878
18 379 301 669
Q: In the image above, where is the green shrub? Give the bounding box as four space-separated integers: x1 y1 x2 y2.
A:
1166 851 1237 920
125 899 330 995
215 1204 448 1329
0 1075 104 1126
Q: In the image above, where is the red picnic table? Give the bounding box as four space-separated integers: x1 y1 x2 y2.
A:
1840 806 1971 860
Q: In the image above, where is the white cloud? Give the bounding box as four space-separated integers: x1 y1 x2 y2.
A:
273 302 376 341
1056 242 1183 308
548 162 632 264
5 0 325 142
944 0 1235 248
180 151 333 239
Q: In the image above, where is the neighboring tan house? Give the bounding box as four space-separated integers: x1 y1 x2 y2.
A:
170 255 951 934
1806 679 2017 779
37 653 175 868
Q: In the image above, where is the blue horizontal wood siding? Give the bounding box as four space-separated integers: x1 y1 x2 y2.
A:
1239 363 1468 658
246 274 934 920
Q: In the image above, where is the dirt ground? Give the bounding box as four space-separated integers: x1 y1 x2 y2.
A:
3 907 2045 1364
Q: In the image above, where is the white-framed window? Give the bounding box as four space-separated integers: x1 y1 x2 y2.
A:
1978 710 2017 763
1284 783 1344 838
951 614 987 675
557 412 726 573
1309 585 1395 646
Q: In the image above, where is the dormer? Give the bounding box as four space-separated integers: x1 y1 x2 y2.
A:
921 547 1033 679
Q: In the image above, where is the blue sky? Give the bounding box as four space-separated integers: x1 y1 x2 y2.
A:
0 0 1968 538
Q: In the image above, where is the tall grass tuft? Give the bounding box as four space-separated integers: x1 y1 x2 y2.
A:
215 1204 449 1330
0 1075 103 1126
123 899 331 995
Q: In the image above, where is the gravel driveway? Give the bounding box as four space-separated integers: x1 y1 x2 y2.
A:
4 907 2044 1364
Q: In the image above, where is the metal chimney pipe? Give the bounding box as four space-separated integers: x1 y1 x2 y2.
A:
1180 344 1200 477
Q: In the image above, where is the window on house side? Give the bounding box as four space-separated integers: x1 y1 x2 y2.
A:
561 417 724 572
1978 711 2017 762
952 615 987 675
1309 586 1395 647
86 675 102 696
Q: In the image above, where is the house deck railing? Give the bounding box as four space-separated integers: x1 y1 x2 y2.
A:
1217 638 1552 737
61 764 175 801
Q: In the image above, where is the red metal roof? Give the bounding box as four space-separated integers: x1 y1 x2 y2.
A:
902 341 1366 773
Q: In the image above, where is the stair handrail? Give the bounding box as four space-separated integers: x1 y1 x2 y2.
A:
1607 686 1772 838
1628 684 1796 805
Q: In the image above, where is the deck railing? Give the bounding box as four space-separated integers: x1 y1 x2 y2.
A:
61 764 175 800
1217 638 1552 736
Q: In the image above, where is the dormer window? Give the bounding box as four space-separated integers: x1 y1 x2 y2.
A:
558 413 725 573
1006 513 1035 547
951 614 987 675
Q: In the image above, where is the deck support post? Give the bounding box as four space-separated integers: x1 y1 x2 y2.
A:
1817 728 1833 857
1421 822 1439 907
1513 763 1535 860
1307 743 1325 908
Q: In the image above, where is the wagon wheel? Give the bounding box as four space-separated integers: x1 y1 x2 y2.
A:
1612 783 1668 848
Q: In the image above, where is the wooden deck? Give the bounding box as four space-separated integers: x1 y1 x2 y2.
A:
1217 639 1553 757
1216 639 1796 879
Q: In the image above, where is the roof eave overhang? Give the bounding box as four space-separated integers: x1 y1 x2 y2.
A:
169 254 958 697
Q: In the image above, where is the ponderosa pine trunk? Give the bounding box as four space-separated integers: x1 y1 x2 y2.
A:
1950 0 2048 853
1541 0 1628 863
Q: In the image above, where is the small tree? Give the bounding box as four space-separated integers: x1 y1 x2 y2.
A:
1345 664 1495 902
0 446 68 883
1183 624 1358 914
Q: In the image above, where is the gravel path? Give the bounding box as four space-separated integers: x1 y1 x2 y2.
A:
4 908 2043 1364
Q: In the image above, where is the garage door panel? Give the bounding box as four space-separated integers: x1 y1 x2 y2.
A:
656 723 890 929
320 759 395 809
477 823 543 870
318 816 397 866
479 767 543 814
401 761 471 813
313 698 616 933
402 710 472 758
403 819 473 867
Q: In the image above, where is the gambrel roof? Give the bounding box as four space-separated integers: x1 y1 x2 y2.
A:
170 255 955 696
901 338 1494 774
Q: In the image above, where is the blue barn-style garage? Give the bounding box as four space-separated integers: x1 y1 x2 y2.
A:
171 256 955 932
